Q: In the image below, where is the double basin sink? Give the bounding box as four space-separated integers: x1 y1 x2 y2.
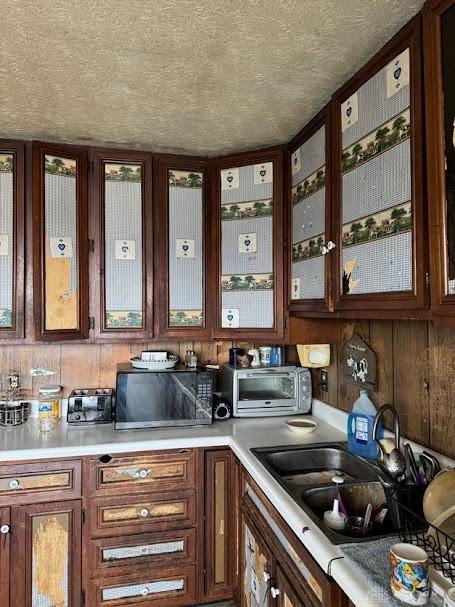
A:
252 442 395 544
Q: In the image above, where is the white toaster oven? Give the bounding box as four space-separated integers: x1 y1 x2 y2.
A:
219 364 312 417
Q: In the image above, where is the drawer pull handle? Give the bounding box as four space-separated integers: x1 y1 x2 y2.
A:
141 588 149 596
140 508 149 518
0 524 10 534
9 479 19 490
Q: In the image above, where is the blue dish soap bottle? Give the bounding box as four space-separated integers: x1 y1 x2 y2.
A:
347 389 382 459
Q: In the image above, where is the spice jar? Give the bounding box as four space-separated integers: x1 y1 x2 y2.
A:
38 385 62 432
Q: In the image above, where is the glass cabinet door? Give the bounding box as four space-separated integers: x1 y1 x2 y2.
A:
33 142 89 340
289 107 331 312
216 151 284 339
0 141 24 339
92 150 152 338
156 158 209 337
333 18 426 312
425 0 455 317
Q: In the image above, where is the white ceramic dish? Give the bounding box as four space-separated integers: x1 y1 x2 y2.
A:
285 418 318 434
130 355 179 370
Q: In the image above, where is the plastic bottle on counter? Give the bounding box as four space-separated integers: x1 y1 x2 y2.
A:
38 385 62 433
347 389 382 459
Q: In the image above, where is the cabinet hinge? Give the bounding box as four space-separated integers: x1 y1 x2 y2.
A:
425 272 430 289
88 238 95 253
88 317 95 330
89 160 95 175
81 509 86 524
81 589 86 607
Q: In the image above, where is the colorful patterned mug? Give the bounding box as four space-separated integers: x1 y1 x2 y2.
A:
390 543 429 605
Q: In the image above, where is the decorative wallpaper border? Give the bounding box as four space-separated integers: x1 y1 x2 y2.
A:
168 170 203 188
221 199 273 221
341 108 411 175
169 309 203 326
292 165 326 205
292 234 325 262
105 163 142 182
342 201 412 248
0 154 13 173
221 273 274 291
0 309 12 328
105 310 143 328
45 154 76 177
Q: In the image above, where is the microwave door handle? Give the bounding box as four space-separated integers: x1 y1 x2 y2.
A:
244 372 292 378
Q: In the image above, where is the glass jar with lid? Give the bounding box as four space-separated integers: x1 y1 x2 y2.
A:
38 385 62 432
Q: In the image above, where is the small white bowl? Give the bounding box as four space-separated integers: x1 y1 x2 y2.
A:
285 418 318 434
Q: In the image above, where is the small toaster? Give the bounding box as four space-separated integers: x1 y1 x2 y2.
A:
67 388 114 425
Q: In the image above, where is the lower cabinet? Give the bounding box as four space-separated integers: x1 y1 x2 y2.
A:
0 499 82 607
241 473 348 607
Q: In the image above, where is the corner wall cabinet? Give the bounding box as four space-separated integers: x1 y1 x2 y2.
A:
214 149 285 340
424 0 455 319
32 141 89 340
155 157 210 338
91 149 153 339
331 16 427 314
288 105 333 314
0 140 25 340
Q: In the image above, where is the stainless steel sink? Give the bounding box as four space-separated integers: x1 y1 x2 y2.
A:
251 443 396 544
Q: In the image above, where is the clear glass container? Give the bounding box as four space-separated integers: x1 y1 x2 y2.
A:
185 350 197 368
38 385 62 433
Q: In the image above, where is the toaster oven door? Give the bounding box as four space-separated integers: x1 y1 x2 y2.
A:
234 370 298 416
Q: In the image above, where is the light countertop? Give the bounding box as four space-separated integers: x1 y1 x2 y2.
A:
0 400 450 606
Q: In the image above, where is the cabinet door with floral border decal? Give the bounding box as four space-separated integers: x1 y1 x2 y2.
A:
332 16 427 314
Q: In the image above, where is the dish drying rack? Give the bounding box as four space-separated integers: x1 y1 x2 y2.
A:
392 497 455 585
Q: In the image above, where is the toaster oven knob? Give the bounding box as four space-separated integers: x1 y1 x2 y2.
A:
0 524 10 534
9 479 19 490
140 508 149 518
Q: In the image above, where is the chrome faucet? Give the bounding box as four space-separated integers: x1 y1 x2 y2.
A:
372 404 406 481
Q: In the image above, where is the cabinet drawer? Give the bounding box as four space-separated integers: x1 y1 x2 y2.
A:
88 450 196 496
89 566 196 606
89 490 196 537
90 528 197 577
0 460 81 505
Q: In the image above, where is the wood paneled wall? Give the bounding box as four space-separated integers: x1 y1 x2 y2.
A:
310 320 455 459
0 340 255 398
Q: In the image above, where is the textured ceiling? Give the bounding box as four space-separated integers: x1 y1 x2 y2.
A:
0 0 423 156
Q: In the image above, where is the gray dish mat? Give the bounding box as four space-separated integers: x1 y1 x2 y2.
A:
339 536 443 606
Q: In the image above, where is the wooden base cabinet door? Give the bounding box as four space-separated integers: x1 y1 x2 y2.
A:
204 449 233 602
241 514 274 607
10 500 82 607
0 507 10 607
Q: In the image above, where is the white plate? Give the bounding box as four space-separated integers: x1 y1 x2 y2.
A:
130 356 179 370
285 418 318 434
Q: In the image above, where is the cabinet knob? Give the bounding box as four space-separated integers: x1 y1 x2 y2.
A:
263 571 271 582
140 508 149 518
271 587 280 599
138 469 149 479
327 240 336 251
9 479 19 490
321 245 328 255
141 588 149 596
0 524 10 534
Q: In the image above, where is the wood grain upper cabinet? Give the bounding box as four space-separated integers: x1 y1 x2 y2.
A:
424 0 455 319
288 106 333 313
33 142 89 340
0 140 25 340
213 148 284 340
155 157 210 338
331 16 427 315
91 149 153 339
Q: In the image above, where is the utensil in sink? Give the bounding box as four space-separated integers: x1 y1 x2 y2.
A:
363 502 373 534
404 443 419 484
372 404 406 482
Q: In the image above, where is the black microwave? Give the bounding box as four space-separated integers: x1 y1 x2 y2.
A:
115 365 214 430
